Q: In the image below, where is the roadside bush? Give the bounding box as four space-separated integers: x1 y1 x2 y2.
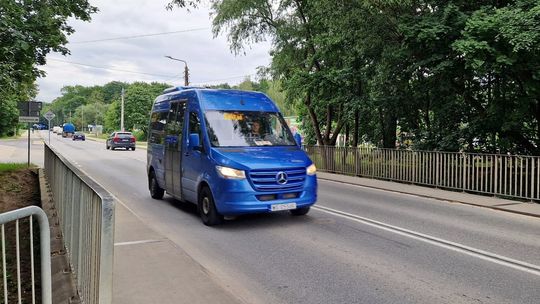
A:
132 129 147 141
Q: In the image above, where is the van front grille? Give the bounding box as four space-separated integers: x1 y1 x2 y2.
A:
248 167 306 192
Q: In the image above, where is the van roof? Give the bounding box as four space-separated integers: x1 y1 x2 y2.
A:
153 87 279 112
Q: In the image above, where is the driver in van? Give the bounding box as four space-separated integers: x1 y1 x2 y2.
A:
250 121 262 138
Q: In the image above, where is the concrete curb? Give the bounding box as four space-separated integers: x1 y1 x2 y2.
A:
38 169 81 304
317 173 540 218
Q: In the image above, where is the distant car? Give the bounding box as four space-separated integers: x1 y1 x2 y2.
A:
72 132 85 141
106 132 136 151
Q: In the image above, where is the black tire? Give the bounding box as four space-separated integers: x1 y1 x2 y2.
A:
149 171 164 199
132 147 136 151
290 206 310 216
106 144 110 150
198 187 223 226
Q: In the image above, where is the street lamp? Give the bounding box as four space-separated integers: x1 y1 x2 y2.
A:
165 55 189 86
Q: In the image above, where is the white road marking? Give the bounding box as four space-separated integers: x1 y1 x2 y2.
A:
314 204 540 277
114 239 164 246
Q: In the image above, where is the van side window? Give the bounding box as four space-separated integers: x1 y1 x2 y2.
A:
150 112 167 131
163 102 186 150
189 111 202 147
149 111 169 144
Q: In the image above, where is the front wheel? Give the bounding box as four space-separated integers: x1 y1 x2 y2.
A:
290 206 310 216
198 187 223 226
149 171 164 199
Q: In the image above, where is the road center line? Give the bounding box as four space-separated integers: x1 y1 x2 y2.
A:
314 204 540 277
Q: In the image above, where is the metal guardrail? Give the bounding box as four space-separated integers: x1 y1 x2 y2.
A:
44 144 115 304
305 146 540 201
0 206 52 304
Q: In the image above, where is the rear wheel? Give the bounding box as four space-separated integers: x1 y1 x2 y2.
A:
149 171 164 199
290 206 310 216
198 187 223 226
132 147 136 151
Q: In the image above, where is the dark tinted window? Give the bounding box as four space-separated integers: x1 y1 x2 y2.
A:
149 111 168 144
150 111 167 131
117 132 132 138
164 101 186 150
189 111 202 148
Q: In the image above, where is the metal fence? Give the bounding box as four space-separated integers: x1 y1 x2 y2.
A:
44 144 115 304
305 146 540 201
0 206 51 304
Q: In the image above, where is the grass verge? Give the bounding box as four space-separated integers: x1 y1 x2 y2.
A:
0 163 35 172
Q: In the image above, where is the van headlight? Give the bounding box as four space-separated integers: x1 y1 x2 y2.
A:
306 164 317 175
216 166 246 179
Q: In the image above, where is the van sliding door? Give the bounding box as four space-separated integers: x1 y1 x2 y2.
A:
164 100 186 198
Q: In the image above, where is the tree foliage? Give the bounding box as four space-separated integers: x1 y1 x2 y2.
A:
169 0 540 154
0 0 96 136
44 81 169 138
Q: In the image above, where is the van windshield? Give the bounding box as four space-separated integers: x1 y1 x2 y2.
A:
205 111 297 147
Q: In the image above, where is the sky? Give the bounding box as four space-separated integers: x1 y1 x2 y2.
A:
36 0 272 103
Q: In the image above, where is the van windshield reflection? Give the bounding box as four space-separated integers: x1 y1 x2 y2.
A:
205 111 296 147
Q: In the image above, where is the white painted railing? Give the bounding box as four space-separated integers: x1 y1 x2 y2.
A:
0 206 51 304
305 146 540 200
44 144 115 304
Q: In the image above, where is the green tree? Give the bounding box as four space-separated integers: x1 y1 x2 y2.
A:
104 101 120 133
0 0 97 135
123 82 169 136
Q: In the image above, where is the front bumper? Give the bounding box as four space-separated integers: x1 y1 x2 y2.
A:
212 175 317 215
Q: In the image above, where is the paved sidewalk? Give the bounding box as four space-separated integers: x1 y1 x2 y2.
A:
318 172 540 218
113 203 240 304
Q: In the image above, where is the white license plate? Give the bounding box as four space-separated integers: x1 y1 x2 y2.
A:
270 202 297 212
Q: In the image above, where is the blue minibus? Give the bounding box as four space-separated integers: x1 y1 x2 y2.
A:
147 87 317 225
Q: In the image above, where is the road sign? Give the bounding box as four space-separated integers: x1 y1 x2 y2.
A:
17 101 42 117
19 116 40 123
44 111 55 121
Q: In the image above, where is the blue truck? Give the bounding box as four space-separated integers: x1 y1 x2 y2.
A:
147 87 317 225
62 123 75 138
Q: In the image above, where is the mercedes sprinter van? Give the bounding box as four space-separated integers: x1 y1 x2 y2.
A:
147 87 317 225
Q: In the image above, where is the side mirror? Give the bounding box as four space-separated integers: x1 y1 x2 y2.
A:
188 133 200 150
294 133 302 146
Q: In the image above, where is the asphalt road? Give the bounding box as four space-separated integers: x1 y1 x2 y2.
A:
43 131 540 304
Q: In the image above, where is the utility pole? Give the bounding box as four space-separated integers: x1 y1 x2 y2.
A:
82 107 84 132
94 103 98 136
165 56 189 86
121 87 125 132
184 64 189 86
